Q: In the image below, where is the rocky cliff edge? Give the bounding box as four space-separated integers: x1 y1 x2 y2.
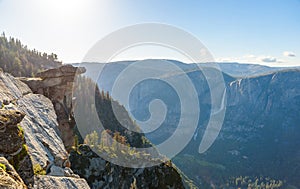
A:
0 69 89 188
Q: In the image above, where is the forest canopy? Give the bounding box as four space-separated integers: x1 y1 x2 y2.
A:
0 32 62 77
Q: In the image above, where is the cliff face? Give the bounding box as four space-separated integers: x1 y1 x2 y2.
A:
0 69 89 188
0 70 68 168
20 65 86 149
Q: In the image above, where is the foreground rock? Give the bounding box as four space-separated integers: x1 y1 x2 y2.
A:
0 157 27 189
34 175 89 189
0 70 68 170
0 109 34 187
0 110 25 154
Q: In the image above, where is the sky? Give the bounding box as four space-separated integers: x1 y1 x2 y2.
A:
0 0 299 66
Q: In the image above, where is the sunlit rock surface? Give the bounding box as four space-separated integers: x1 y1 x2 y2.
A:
0 70 89 188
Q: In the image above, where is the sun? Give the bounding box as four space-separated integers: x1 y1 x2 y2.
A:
36 0 88 20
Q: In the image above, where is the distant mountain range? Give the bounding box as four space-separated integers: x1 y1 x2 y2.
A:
73 60 300 188
211 62 300 77
73 60 300 91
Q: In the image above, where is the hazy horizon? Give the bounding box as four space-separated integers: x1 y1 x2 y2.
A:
68 59 300 68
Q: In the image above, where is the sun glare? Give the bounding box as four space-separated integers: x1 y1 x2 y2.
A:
36 0 88 20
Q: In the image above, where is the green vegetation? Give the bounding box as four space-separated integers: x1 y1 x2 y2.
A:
33 164 46 175
84 131 99 148
9 144 29 170
174 155 225 171
70 76 168 171
73 76 151 148
0 32 61 77
18 125 25 140
84 130 163 164
173 154 287 188
18 144 28 160
0 163 6 171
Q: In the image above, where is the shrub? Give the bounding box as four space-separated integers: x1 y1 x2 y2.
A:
0 163 6 171
33 164 46 175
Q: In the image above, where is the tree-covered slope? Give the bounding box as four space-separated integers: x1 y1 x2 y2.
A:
70 75 187 188
0 32 61 77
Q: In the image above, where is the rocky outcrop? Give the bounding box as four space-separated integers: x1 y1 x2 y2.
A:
0 109 34 187
20 65 86 149
0 157 27 189
0 70 90 188
70 145 184 189
0 70 68 169
34 175 89 189
0 110 25 153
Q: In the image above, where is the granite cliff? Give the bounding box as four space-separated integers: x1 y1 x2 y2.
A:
20 64 86 149
0 65 186 189
0 68 90 188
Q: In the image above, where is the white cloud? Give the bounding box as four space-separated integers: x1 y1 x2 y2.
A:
260 56 277 63
216 57 237 62
216 54 257 63
276 59 285 63
283 51 296 57
243 54 256 59
217 53 299 66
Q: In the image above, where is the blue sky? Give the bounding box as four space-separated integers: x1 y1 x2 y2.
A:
0 0 299 66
